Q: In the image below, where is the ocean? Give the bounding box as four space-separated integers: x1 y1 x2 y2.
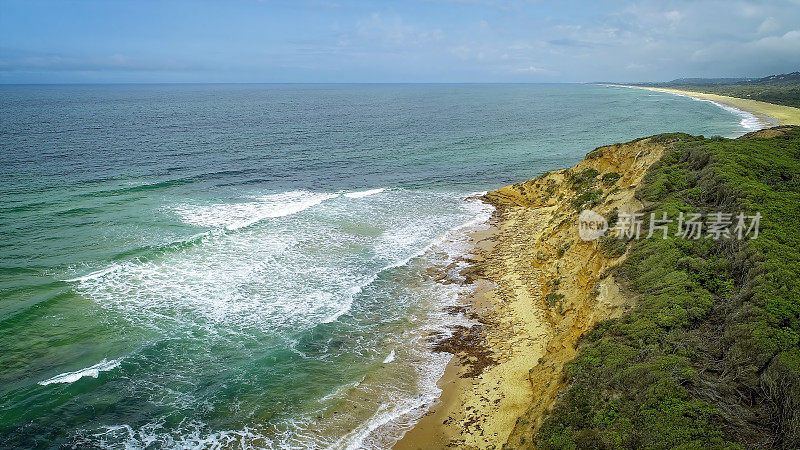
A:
0 84 760 448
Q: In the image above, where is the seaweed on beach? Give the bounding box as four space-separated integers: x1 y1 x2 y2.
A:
428 322 498 379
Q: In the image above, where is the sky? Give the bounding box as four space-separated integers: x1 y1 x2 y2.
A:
1 0 799 83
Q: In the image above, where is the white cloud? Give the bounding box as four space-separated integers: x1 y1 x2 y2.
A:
514 65 545 73
748 29 800 52
757 16 780 34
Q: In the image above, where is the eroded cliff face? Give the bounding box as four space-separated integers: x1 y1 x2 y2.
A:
472 137 667 448
394 137 670 450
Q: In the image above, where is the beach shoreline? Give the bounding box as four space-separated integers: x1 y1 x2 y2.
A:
393 224 502 449
394 136 673 448
602 84 800 127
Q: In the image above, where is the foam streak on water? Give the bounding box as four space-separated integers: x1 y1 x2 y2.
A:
39 359 123 386
172 190 341 230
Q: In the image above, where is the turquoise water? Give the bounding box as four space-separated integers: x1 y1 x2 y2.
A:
0 84 758 448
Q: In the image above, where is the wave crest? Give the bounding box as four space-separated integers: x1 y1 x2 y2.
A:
173 191 338 231
39 358 122 386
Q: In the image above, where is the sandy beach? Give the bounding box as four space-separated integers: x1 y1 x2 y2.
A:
606 84 800 126
396 136 674 449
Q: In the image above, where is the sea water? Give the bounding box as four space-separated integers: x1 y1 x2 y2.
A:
0 84 760 448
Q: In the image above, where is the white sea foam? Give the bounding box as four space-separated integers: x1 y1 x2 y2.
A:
91 422 273 449
680 94 765 132
66 230 302 333
343 188 386 199
39 358 122 386
333 378 444 450
67 190 494 449
330 195 494 449
710 101 765 131
317 194 492 328
173 188 387 231
63 265 122 283
173 190 338 230
319 192 492 325
66 189 420 333
640 88 768 133
331 299 469 450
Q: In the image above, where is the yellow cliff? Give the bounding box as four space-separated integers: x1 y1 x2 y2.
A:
396 136 672 449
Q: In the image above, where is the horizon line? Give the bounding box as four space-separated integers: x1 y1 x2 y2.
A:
0 81 612 86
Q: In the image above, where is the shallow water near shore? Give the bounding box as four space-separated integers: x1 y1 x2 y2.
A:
0 83 761 448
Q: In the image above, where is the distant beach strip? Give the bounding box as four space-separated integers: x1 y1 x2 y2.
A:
604 83 800 127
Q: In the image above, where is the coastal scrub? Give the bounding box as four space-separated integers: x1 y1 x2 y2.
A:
534 127 800 449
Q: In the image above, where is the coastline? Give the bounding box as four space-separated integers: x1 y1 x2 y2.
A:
394 90 800 448
395 137 672 448
604 84 800 127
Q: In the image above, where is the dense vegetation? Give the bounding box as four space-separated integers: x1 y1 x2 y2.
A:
535 127 800 449
637 72 800 108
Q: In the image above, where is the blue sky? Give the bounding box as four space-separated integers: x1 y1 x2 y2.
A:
1 0 799 83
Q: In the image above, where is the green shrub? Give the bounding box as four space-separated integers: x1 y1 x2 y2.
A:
586 148 605 159
546 292 565 307
572 189 604 211
598 235 627 258
602 172 622 187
